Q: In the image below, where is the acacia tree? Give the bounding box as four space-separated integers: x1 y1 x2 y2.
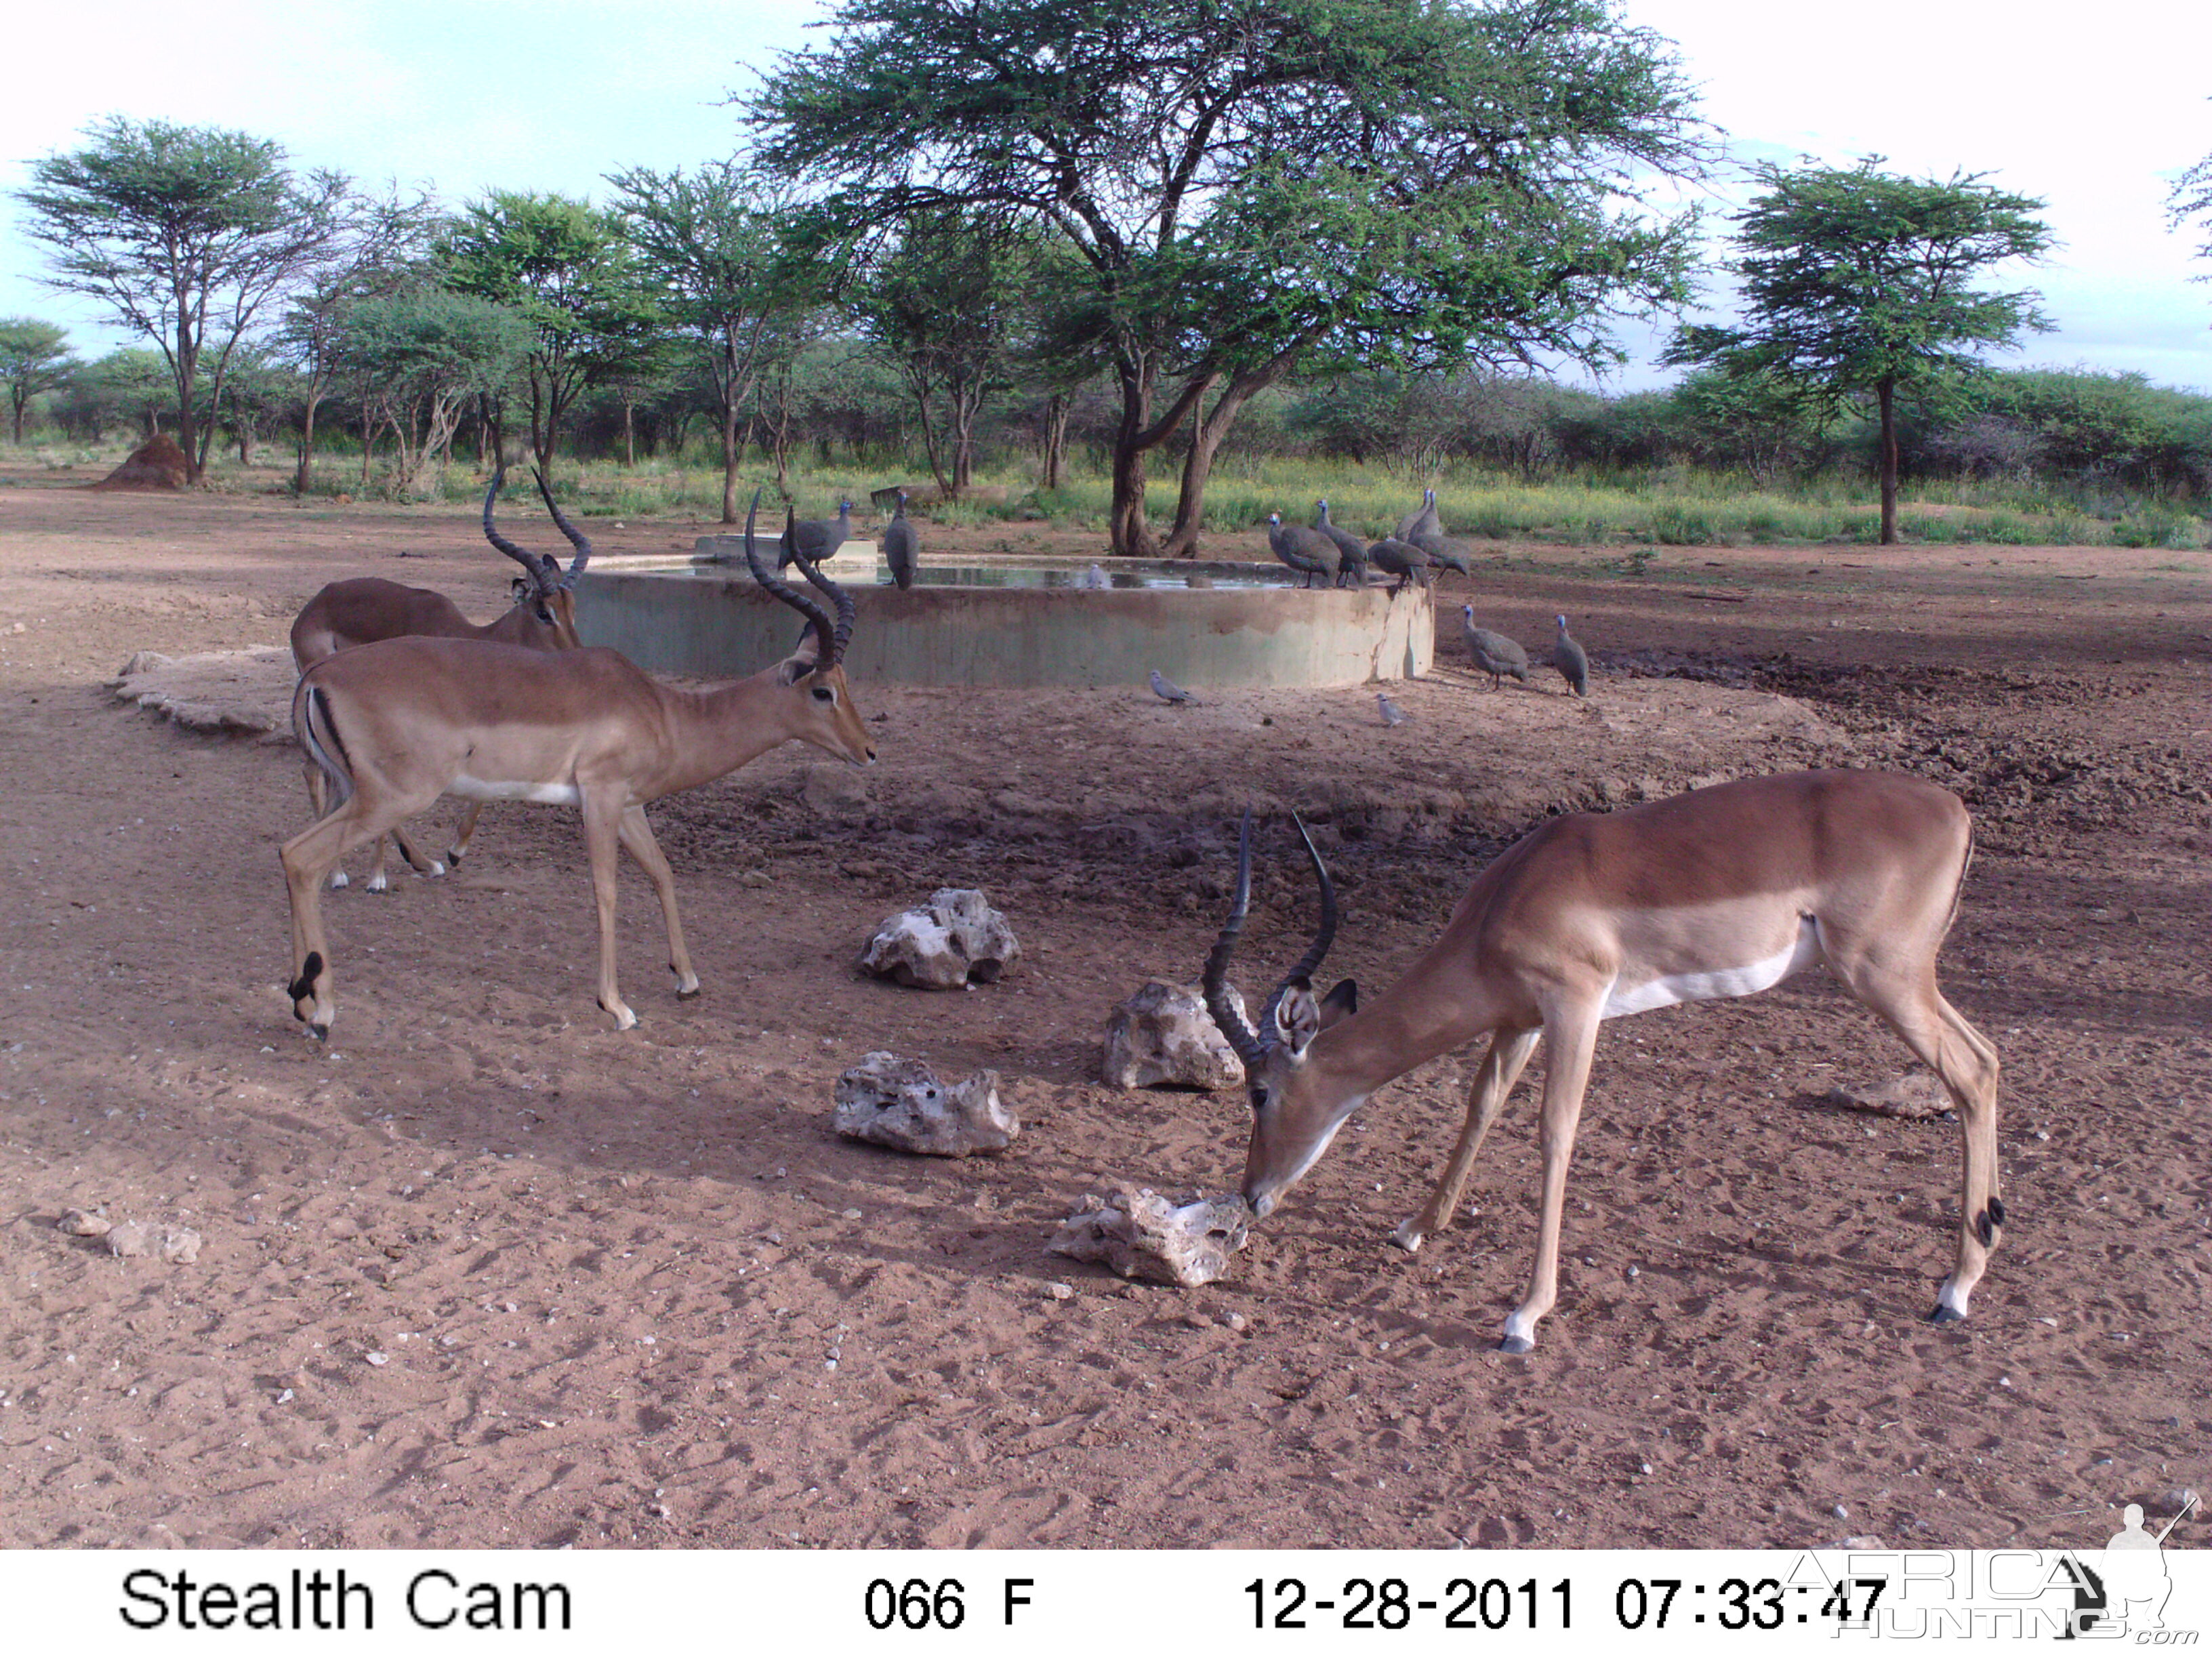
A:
16 117 352 481
752 0 1708 555
607 162 831 520
0 318 81 444
335 288 531 495
1666 158 2053 544
439 192 661 476
853 210 1032 496
276 185 438 492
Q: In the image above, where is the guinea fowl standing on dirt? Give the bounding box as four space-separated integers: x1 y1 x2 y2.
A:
1366 536 1429 596
1313 499 1368 588
882 490 918 589
1552 613 1590 697
1267 513 1340 588
1461 605 1531 689
781 498 853 569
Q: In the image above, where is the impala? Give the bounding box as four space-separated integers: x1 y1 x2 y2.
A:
1203 771 2002 1353
289 466 591 889
281 493 874 1038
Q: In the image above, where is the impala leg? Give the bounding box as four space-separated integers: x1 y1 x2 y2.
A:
280 809 379 1038
384 823 445 882
1839 962 2004 1323
617 804 698 1000
579 792 636 1030
304 760 352 890
1393 1025 1539 1252
445 802 485 867
1502 1005 1601 1354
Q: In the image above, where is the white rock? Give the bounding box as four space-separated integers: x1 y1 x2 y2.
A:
1048 1186 1252 1288
56 1207 112 1237
1822 1072 1950 1120
106 1221 152 1258
834 1052 1018 1157
859 888 1020 989
159 1226 201 1264
1102 980 1248 1091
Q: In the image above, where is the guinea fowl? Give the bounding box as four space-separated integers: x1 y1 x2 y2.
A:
1313 499 1368 588
781 498 853 569
1553 613 1590 697
1396 487 1441 544
1267 513 1340 588
1365 537 1429 596
882 490 918 590
1414 531 1473 579
1461 605 1531 689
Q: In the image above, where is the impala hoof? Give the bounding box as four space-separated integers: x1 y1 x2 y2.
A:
329 870 350 890
1498 1334 1535 1355
365 874 389 894
675 985 702 1002
306 1022 329 1042
1927 1303 1967 1326
1389 1221 1425 1253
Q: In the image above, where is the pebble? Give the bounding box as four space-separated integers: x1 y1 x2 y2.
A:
841 1208 863 1221
1043 1282 1074 1300
1225 1312 1248 1332
364 1351 389 1366
1833 1504 1849 1519
2166 1487 2200 1514
57 1207 112 1237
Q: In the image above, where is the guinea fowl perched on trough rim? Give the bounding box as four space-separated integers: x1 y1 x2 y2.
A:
1553 613 1590 697
1266 513 1340 589
1460 605 1530 689
882 490 918 590
1313 499 1368 587
780 497 854 569
1365 536 1429 596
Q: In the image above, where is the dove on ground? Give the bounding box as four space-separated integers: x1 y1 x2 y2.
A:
1376 691 1410 726
1149 669 1199 705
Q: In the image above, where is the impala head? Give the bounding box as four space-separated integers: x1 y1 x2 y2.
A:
483 464 591 649
742 491 874 765
1202 809 1363 1220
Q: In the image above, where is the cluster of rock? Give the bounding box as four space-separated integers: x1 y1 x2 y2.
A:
58 1206 201 1263
1048 1186 1252 1288
859 888 1021 989
1101 979 1247 1091
833 1052 1018 1157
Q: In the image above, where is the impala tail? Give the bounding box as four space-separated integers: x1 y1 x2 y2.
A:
291 676 355 815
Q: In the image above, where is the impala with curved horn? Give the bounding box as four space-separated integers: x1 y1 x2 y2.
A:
280 491 872 1038
1204 771 2003 1353
288 464 594 888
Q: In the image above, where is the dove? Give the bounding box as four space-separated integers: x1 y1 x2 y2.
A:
1376 691 1409 726
1149 670 1199 705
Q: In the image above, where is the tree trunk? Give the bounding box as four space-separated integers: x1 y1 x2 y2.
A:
1877 377 1898 546
720 398 741 525
1107 352 1162 556
9 392 24 445
295 383 324 494
622 398 636 468
1040 393 1069 491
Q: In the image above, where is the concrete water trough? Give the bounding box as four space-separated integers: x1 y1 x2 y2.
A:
576 550 1434 689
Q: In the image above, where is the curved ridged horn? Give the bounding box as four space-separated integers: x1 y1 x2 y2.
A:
1202 808 1268 1071
787 547 857 666
1258 811 1339 1041
741 490 837 670
482 463 560 594
532 467 593 588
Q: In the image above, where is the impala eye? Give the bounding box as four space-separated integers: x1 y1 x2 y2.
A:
1250 1085 1271 1114
811 685 834 703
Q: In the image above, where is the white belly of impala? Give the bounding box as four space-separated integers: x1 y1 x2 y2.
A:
1601 916 1821 1020
449 774 579 806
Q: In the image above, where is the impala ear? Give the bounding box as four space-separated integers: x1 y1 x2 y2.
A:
776 655 815 686
1273 978 1322 1058
1319 977 1357 1026
510 576 531 603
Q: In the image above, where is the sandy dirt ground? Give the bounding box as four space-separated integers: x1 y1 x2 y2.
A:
1 468 2207 1552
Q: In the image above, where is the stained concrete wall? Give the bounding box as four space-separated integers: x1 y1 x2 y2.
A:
576 567 1433 688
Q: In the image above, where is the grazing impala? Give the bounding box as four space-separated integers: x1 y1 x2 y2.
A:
289 466 591 889
281 492 874 1038
1203 771 2002 1353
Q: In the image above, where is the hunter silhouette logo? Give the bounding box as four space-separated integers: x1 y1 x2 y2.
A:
2057 1494 2198 1639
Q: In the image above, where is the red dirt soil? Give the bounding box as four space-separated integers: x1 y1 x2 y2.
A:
0 472 2207 1551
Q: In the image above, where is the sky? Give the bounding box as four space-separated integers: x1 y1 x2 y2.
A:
1 0 2207 394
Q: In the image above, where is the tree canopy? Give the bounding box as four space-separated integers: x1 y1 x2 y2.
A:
15 117 352 479
440 190 663 474
1666 157 2053 543
0 317 81 444
750 0 1712 554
